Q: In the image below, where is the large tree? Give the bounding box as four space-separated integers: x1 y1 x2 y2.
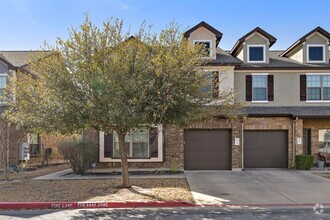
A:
5 17 237 187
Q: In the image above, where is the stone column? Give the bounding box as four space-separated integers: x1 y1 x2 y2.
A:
294 118 304 155
231 119 243 171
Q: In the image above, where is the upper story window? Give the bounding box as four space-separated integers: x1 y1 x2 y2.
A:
307 75 330 100
201 71 219 99
193 40 211 57
247 45 265 63
0 74 7 102
252 75 268 101
307 45 325 63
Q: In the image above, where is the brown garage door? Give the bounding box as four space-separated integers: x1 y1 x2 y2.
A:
244 130 288 168
184 129 231 170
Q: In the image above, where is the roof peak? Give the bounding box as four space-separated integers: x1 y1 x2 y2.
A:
230 27 277 56
281 26 330 57
184 21 223 47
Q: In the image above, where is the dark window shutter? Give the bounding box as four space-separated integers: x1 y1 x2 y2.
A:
104 133 113 158
246 75 252 101
212 71 219 99
300 75 307 101
267 75 274 101
149 127 159 158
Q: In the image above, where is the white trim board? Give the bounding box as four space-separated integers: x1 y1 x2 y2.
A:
247 44 266 63
99 125 164 163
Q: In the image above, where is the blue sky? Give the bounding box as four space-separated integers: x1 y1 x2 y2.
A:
0 0 329 50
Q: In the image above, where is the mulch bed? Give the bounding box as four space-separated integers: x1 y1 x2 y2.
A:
0 178 194 203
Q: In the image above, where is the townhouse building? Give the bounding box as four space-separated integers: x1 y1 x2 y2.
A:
97 21 330 170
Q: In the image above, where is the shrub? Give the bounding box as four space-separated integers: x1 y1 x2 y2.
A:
295 155 314 170
58 140 98 175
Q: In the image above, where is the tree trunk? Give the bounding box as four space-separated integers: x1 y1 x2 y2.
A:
118 131 131 188
4 122 10 181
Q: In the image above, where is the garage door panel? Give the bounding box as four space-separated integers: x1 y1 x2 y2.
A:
184 129 231 170
244 130 288 168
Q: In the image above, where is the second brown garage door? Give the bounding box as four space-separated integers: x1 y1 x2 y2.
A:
184 129 231 170
244 130 288 168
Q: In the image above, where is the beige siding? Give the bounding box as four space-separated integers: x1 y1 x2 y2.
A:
234 70 330 106
188 26 217 59
242 33 270 63
304 32 329 64
237 46 244 61
203 66 235 92
288 45 304 63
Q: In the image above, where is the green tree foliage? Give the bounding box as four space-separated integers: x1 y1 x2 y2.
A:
5 16 238 187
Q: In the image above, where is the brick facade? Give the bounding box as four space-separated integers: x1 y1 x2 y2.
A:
303 119 330 161
92 117 329 170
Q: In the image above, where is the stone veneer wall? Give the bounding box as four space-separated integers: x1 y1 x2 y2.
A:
243 117 294 168
90 125 184 170
91 117 311 170
303 119 330 161
92 119 243 170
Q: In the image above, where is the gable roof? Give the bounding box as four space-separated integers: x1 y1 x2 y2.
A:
0 51 47 68
184 21 223 47
235 50 330 70
281 26 330 57
230 27 277 56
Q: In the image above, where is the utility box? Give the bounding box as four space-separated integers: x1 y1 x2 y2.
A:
19 143 30 161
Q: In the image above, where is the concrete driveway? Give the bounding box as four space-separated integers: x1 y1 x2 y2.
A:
185 169 330 205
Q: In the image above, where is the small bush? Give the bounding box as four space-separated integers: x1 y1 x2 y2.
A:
58 140 98 175
295 155 314 170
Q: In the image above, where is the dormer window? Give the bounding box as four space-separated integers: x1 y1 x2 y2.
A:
193 40 212 57
307 45 325 63
247 45 265 63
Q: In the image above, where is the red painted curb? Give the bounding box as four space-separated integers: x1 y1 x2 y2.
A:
1 201 330 210
0 201 195 210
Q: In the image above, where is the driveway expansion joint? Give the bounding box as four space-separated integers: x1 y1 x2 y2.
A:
243 171 297 204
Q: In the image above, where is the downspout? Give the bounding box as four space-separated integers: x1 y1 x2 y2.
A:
292 117 299 168
241 117 245 170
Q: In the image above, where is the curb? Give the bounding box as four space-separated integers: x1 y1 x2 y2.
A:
199 203 330 207
0 201 195 210
1 201 330 210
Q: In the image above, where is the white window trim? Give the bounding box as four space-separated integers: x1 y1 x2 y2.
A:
306 44 326 63
305 72 330 75
251 101 269 103
247 45 266 63
306 100 330 103
193 40 212 58
99 125 163 162
251 74 268 102
305 73 330 101
251 73 269 75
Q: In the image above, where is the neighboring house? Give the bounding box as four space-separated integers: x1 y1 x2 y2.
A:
0 51 63 168
94 21 330 171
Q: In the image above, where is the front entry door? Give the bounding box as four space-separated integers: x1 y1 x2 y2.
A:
303 129 311 155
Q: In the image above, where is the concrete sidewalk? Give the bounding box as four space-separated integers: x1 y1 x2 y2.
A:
185 169 330 205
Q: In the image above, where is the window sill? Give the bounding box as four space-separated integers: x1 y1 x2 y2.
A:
247 61 266 63
306 60 326 64
102 158 163 163
306 100 330 103
251 101 269 103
